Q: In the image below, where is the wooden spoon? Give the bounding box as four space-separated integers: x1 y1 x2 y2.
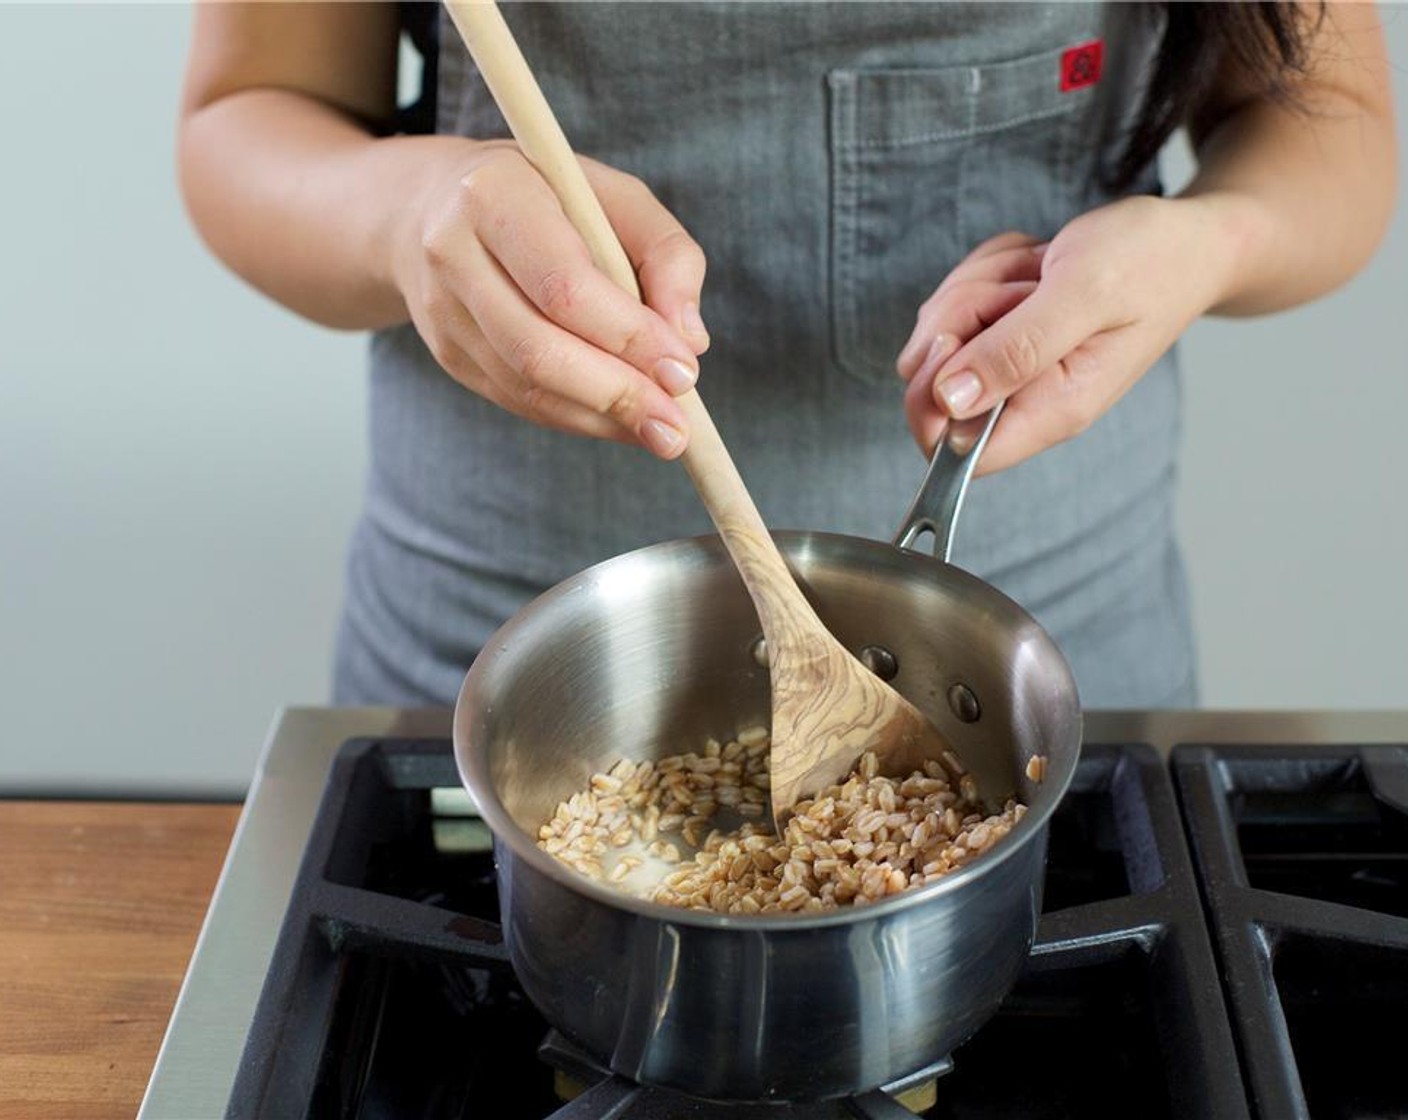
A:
443 1 952 821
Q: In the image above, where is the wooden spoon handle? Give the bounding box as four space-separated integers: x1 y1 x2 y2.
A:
443 0 806 622
443 2 637 295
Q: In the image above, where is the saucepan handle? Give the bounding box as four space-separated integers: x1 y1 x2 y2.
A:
892 402 1004 562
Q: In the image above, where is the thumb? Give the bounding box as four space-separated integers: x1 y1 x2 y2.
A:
931 280 1102 420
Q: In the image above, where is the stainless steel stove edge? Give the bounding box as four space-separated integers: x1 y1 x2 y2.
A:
138 706 454 1120
136 705 1408 1119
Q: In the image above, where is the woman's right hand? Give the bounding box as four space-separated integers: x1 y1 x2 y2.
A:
391 138 710 459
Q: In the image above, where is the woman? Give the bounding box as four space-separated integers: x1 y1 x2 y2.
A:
178 2 1395 709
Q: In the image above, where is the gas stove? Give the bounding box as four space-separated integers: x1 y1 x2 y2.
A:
138 709 1408 1119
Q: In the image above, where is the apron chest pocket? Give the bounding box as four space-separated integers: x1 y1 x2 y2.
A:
827 42 1096 383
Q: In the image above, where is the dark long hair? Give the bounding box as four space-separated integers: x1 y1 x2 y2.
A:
1114 2 1323 187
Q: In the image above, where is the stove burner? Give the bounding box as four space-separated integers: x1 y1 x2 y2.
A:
540 1032 950 1118
1175 744 1408 1120
227 739 1255 1118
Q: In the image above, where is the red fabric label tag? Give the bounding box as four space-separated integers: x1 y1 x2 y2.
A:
1060 40 1104 92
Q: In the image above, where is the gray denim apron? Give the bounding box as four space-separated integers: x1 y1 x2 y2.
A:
333 1 1197 710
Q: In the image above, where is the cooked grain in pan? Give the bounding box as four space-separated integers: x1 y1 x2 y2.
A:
536 727 1027 914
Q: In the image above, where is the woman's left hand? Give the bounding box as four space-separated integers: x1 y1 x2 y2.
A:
897 194 1237 474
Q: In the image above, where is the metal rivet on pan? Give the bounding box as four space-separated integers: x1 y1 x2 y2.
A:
947 683 981 723
859 645 898 681
751 635 769 668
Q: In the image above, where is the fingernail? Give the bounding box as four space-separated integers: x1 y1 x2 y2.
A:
642 418 684 458
653 357 698 396
947 427 978 456
920 417 949 458
937 370 982 414
896 330 929 376
913 334 955 384
680 302 708 341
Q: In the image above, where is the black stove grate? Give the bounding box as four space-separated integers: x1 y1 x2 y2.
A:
1173 744 1408 1120
228 740 1247 1119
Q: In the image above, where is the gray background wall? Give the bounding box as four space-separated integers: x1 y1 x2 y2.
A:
1 4 1405 796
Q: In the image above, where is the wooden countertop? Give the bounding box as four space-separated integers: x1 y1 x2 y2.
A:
0 800 241 1120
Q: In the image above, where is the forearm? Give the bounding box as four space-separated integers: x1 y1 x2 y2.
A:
179 89 470 330
1183 95 1397 317
1179 5 1397 318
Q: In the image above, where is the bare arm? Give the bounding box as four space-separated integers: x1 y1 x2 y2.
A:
179 3 409 328
1184 0 1398 315
179 3 708 458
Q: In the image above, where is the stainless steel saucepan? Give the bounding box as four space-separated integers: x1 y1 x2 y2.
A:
453 408 1082 1102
